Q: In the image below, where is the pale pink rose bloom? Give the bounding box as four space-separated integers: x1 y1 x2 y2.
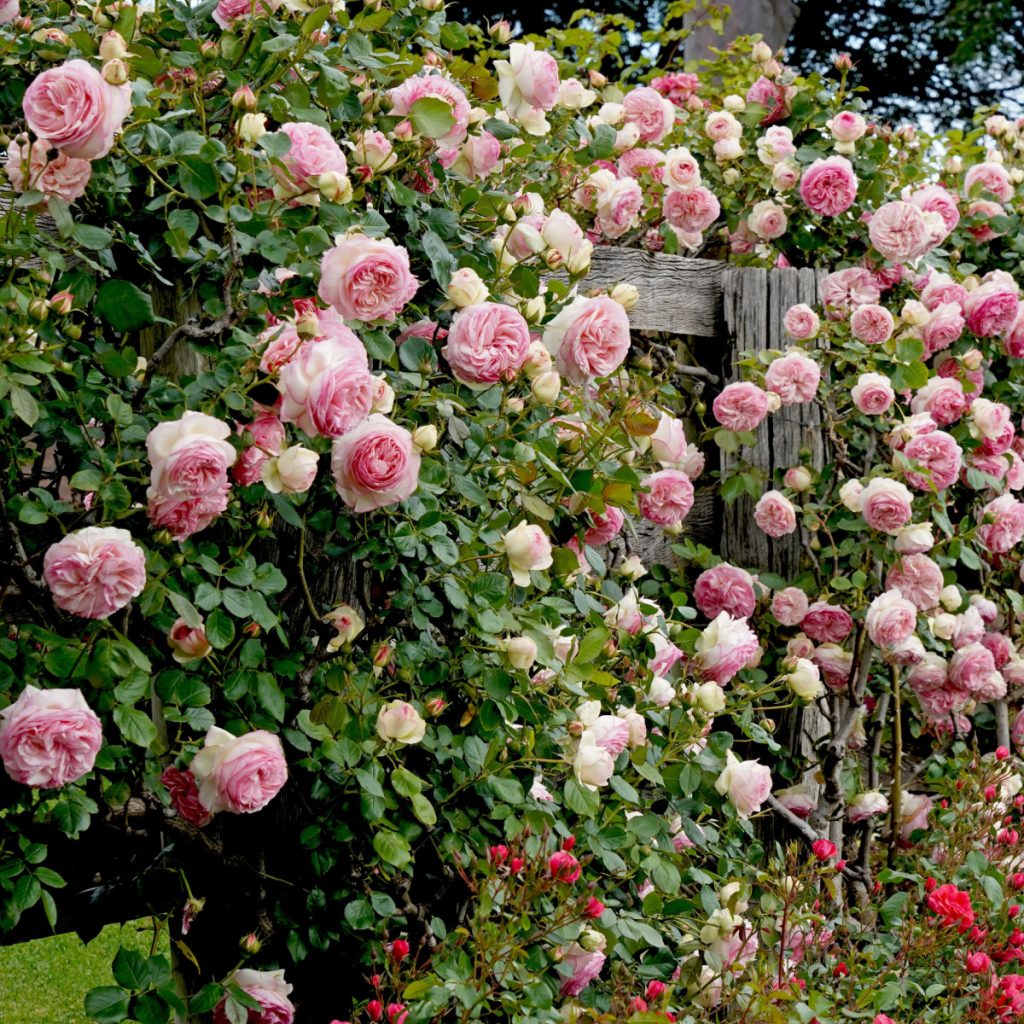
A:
949 643 1004 699
909 379 966 428
848 303 894 345
0 0 17 21
753 490 797 537
43 526 146 619
919 271 967 310
495 42 560 119
319 235 419 323
783 303 819 339
583 505 624 547
802 601 853 643
977 494 1024 553
866 589 917 647
503 522 552 586
907 653 948 695
909 184 960 238
442 302 531 387
662 185 720 233
883 556 942 613
852 372 895 414
747 200 787 240
821 267 881 320
663 147 701 190
650 415 689 468
1004 306 1024 358
542 295 631 382
964 278 1020 337
756 125 796 164
693 563 757 619
981 631 1013 669
258 322 305 374
799 156 858 216
559 944 606 997
771 587 808 626
812 643 853 688
638 469 694 527
622 86 676 143
5 134 91 202
234 413 284 485
388 73 471 146
587 715 631 756
705 110 742 141
775 784 817 818
827 110 867 142
352 129 395 174
148 491 229 541
604 588 646 634
764 351 820 404
787 635 814 661
596 177 643 238
868 200 930 261
696 612 759 686
168 618 212 664
278 335 374 439
22 59 131 160
953 605 986 648
860 477 914 533
617 147 665 180
772 159 801 190
964 160 1014 202
454 131 501 179
899 792 932 840
330 415 420 513
0 686 102 788
746 75 788 123
922 302 965 356
900 430 962 492
648 630 684 676
150 432 235 506
971 398 1012 440
191 726 287 815
501 212 546 260
214 970 294 1024
965 198 1006 242
651 71 699 106
271 121 347 197
716 751 772 816
212 0 278 28
712 381 769 432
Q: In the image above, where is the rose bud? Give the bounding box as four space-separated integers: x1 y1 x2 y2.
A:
531 371 561 405
610 283 639 311
240 932 261 954
231 85 258 110
318 171 353 204
411 425 438 453
99 30 128 61
389 938 410 961
239 113 267 144
167 618 212 664
504 636 538 670
812 839 837 861
49 291 74 315
102 59 129 86
488 19 512 42
425 697 447 717
584 896 605 918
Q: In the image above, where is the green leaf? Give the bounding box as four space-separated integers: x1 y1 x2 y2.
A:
188 984 224 1015
72 224 113 250
84 987 131 1024
488 775 524 804
134 993 171 1024
113 706 158 749
563 777 600 817
344 899 374 930
262 33 299 53
391 767 423 797
411 793 437 826
256 674 286 721
408 96 456 139
270 492 303 528
9 386 39 426
97 281 156 333
113 947 150 991
421 229 457 288
574 627 609 665
178 158 218 201
166 589 203 630
373 830 412 868
205 608 236 649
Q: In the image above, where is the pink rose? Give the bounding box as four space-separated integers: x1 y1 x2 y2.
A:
22 59 131 160
584 505 624 547
909 379 966 428
559 944 606 998
168 617 212 663
503 521 553 586
694 563 757 619
587 715 631 757
849 304 895 345
651 72 699 106
191 726 287 815
233 414 285 486
212 0 278 28
981 631 1013 669
1004 306 1024 358
596 177 643 238
454 131 501 179
712 381 769 432
821 267 881 320
900 429 962 492
650 415 689 469
0 0 17 21
319 235 419 323
663 146 701 190
637 470 694 527
272 121 348 198
964 278 1020 337
330 415 420 513
920 271 967 310
214 970 294 1024
784 303 819 340
812 643 853 688
899 793 932 841
495 42 560 119
279 333 374 439
828 110 867 142
747 200 787 240
860 477 914 533
443 302 531 386
43 526 146 619
746 76 788 123
852 372 895 414
922 302 966 356
868 201 930 262
799 156 858 216
662 186 720 233
388 73 471 146
764 351 820 404
978 494 1024 554
949 643 1004 699
623 86 676 143
964 161 1014 203
5 134 91 202
542 296 631 382
772 587 808 626
695 612 759 686
971 398 1012 440
0 686 102 788
802 601 853 643
753 490 797 537
617 147 665 180
161 766 212 827
965 199 1006 242
866 589 918 648
909 184 960 237
716 751 772 817
258 322 304 374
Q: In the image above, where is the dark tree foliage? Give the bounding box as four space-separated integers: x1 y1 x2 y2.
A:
454 0 1024 126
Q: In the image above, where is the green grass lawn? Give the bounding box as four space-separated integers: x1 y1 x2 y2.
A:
0 920 166 1024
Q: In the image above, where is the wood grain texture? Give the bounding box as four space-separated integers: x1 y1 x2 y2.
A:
586 248 726 336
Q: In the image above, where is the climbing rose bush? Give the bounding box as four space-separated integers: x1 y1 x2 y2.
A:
6 1 1024 1023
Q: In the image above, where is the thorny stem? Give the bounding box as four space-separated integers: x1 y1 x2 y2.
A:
887 663 903 869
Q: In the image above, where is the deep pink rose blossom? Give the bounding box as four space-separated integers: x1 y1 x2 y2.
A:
319 236 419 323
443 302 531 386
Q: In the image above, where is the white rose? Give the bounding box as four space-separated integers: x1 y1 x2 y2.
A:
376 700 426 744
573 731 614 788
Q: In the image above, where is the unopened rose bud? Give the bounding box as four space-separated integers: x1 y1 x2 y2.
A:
102 58 129 86
610 282 639 311
91 6 113 27
723 94 745 112
49 291 74 315
256 510 273 530
240 933 261 954
239 112 267 144
420 0 443 10
567 719 585 737
962 348 984 370
752 41 773 62
588 69 607 88
200 40 219 57
412 425 438 453
318 171 352 204
694 681 726 713
393 119 414 141
15 16 32 31
323 604 365 645
447 267 489 307
723 167 741 185
834 140 856 156
65 323 83 340
425 697 446 717
620 555 646 579
834 51 853 70
523 296 546 324
939 585 962 612
565 245 593 276
295 310 319 340
231 85 258 110
488 19 512 42
168 618 212 663
531 371 561 405
506 397 525 414
505 636 537 670
373 643 393 671
766 392 782 413
523 340 552 379
99 30 128 61
901 299 928 326
27 299 48 322
784 466 812 492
